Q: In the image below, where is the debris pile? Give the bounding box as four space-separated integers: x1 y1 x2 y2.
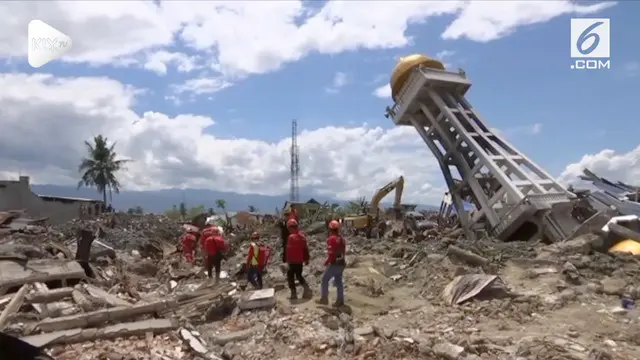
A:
0 206 639 360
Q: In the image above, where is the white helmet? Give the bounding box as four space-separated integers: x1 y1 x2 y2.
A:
205 216 216 226
217 226 224 235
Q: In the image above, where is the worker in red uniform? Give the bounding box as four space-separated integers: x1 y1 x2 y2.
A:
200 219 217 252
288 204 299 222
179 226 198 263
246 232 271 289
280 205 299 264
317 220 346 307
285 218 312 300
203 226 227 283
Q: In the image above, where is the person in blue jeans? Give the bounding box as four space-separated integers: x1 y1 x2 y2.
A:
316 220 346 307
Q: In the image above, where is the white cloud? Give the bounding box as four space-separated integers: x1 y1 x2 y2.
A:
171 77 233 96
373 84 392 99
142 51 200 76
325 72 349 94
0 1 615 79
441 1 615 42
0 73 446 204
559 146 640 186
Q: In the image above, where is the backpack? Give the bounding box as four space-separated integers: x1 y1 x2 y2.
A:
257 245 272 270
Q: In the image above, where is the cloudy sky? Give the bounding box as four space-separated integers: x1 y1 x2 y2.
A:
0 1 638 205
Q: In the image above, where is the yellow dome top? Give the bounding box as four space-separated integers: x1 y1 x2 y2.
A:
390 54 445 100
609 239 640 255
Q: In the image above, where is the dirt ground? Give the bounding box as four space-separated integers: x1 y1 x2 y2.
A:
4 212 639 360
197 234 640 360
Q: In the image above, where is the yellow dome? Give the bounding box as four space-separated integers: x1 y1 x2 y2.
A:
390 54 445 100
609 239 640 255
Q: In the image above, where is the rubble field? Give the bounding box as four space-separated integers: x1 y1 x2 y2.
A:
1 211 639 360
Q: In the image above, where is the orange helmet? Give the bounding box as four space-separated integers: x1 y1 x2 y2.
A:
250 232 259 239
286 218 298 228
328 220 340 230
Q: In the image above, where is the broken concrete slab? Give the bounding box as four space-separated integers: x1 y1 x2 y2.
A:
21 318 177 347
71 289 93 311
25 287 74 304
83 284 133 307
211 324 266 345
237 288 276 311
433 342 466 360
34 299 177 332
180 328 207 354
0 259 85 294
0 284 29 330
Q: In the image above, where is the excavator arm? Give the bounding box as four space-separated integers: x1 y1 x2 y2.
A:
368 176 405 218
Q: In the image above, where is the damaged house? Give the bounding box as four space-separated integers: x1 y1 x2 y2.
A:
0 176 104 225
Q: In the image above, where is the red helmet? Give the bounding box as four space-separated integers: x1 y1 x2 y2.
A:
209 226 220 235
250 232 259 239
328 220 340 230
286 218 298 228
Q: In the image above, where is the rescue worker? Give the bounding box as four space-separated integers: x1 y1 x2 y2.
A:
246 232 268 289
285 218 312 300
278 213 291 263
179 226 198 263
317 220 346 307
200 218 217 251
203 226 227 283
288 204 299 223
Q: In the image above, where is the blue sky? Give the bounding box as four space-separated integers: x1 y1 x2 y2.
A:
0 1 638 204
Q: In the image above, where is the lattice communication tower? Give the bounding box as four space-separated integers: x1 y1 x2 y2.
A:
289 119 300 202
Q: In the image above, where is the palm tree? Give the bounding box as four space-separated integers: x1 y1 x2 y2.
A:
248 205 257 213
77 135 130 206
215 199 226 211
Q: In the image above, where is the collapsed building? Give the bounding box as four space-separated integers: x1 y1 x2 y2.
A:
0 176 104 225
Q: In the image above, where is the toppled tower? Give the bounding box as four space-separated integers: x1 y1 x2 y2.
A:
385 54 579 242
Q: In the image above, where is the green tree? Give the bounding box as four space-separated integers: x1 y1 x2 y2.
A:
179 202 187 219
215 199 226 211
248 205 257 213
188 205 206 219
77 135 131 206
165 205 180 220
347 197 368 214
127 206 144 215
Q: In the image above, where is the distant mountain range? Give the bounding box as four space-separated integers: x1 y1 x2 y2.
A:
31 184 439 214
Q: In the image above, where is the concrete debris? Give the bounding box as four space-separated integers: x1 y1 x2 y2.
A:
21 318 177 347
179 328 208 354
0 209 637 360
442 274 509 305
237 288 276 311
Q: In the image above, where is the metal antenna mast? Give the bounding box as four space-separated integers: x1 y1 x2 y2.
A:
290 119 300 202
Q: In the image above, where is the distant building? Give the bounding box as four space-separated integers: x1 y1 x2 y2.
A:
0 176 104 224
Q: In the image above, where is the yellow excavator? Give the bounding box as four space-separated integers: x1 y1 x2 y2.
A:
343 176 405 237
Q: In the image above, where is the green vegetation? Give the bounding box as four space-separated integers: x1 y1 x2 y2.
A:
126 206 144 215
77 135 131 206
164 204 207 220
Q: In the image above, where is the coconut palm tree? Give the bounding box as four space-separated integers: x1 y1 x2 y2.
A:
77 135 130 207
